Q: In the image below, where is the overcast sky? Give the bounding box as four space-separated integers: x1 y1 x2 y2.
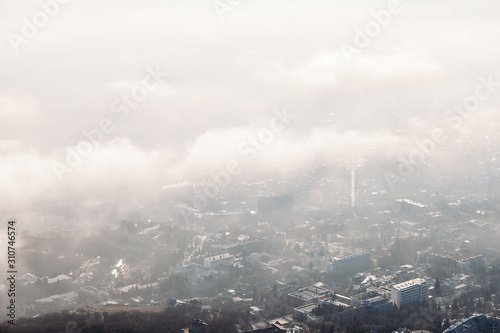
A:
1 0 500 226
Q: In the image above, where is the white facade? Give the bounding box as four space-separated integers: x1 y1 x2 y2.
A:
391 278 428 308
47 274 72 287
203 253 234 270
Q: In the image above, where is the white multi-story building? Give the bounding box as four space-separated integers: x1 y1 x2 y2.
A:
391 278 428 308
203 253 234 270
326 251 371 274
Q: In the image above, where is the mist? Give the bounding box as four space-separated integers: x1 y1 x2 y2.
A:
1 0 500 227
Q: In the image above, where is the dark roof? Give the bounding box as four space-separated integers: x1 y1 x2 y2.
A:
244 323 287 333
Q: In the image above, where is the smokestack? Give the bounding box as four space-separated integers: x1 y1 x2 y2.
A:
350 167 356 209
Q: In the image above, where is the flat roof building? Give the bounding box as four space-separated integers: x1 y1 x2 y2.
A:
395 199 428 216
326 251 371 275
391 278 428 308
288 285 333 307
203 253 234 270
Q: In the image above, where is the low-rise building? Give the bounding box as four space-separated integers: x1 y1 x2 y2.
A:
444 315 486 333
318 296 352 312
326 251 371 275
19 273 38 286
48 274 72 287
293 303 320 322
33 291 79 314
170 263 219 286
363 296 393 314
334 305 367 323
288 285 333 307
204 253 234 270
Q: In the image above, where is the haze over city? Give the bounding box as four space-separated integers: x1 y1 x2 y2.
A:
0 0 498 228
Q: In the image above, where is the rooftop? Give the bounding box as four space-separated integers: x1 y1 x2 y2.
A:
289 286 332 300
393 278 427 291
204 253 234 262
395 199 428 208
47 274 72 284
294 303 318 314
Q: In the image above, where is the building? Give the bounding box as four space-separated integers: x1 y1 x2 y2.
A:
19 273 38 286
79 286 110 304
203 253 234 270
391 278 429 308
102 259 125 288
363 296 393 314
204 233 286 256
442 314 500 333
47 274 72 288
293 303 320 322
318 295 352 312
417 251 458 266
457 255 487 272
333 305 367 323
170 263 219 286
444 315 485 333
257 196 293 215
33 291 79 314
288 285 333 307
326 251 371 275
394 199 428 216
243 323 288 332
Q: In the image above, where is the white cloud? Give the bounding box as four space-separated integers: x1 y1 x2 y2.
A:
0 0 499 224
0 91 39 121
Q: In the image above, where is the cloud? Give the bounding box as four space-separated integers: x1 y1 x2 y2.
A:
351 41 442 77
0 91 40 130
0 0 499 225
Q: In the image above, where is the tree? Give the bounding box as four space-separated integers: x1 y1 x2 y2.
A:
443 317 450 330
272 283 278 298
434 277 441 296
